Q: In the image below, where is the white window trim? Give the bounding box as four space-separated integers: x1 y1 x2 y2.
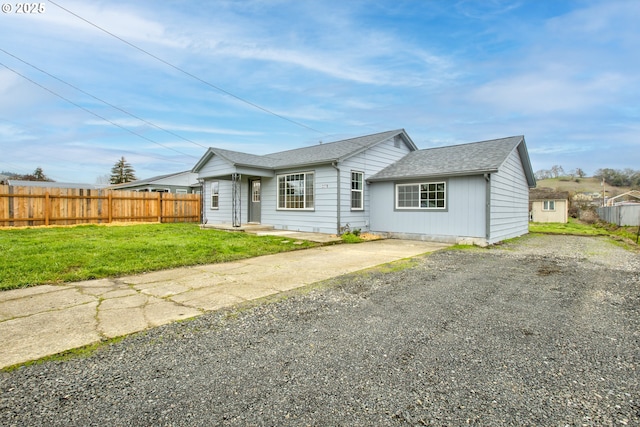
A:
351 171 364 211
543 200 556 211
277 171 315 211
395 181 447 210
211 181 219 210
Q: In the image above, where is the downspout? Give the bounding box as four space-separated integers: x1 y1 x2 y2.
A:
332 161 341 234
198 178 206 226
484 173 491 243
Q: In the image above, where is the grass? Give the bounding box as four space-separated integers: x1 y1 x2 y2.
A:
529 218 640 247
529 218 610 236
0 223 319 291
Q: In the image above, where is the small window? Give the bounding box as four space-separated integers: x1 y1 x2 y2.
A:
351 171 363 210
176 189 188 194
211 181 219 209
252 180 261 202
543 200 555 211
396 181 446 209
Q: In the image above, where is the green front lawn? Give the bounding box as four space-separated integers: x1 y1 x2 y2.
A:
0 223 318 291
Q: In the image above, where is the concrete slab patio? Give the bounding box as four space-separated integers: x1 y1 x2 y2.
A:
0 239 450 369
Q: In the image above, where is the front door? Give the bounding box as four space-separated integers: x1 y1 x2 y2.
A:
249 179 261 223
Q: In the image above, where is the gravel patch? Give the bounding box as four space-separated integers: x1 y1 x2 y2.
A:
1 234 639 426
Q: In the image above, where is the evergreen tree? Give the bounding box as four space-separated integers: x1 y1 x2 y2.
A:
110 156 137 184
33 167 47 181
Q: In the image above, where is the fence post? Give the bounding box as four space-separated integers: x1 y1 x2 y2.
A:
108 193 113 223
44 192 50 226
157 192 162 223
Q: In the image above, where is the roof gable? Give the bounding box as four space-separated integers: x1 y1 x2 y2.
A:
368 135 535 187
192 129 417 173
267 129 416 168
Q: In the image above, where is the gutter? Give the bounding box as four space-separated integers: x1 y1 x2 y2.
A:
484 173 491 241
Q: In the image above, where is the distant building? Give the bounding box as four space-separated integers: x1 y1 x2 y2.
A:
529 188 569 223
110 171 200 194
6 180 108 190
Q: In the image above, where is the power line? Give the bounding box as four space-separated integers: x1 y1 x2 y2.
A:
0 61 196 164
0 48 208 150
48 0 330 137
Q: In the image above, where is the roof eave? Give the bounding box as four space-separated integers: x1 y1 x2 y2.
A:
367 168 499 183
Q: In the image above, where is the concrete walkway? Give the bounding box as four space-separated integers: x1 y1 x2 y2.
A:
0 239 450 369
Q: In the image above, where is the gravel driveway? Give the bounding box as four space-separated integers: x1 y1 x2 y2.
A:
1 234 639 426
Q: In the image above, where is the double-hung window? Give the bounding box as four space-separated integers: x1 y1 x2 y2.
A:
396 181 446 209
277 172 314 210
211 181 219 209
351 171 364 210
543 200 555 211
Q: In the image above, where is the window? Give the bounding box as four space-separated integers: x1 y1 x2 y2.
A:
176 189 188 194
396 181 446 209
351 171 363 210
252 180 261 202
211 181 219 209
543 200 555 211
277 172 314 210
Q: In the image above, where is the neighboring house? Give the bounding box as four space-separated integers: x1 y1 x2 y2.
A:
529 188 569 223
192 130 536 246
6 180 108 189
605 190 640 206
110 171 200 194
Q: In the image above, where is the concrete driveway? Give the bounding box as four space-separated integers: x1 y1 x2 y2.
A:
0 239 449 369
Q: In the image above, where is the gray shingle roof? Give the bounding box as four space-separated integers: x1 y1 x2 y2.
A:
266 129 413 167
193 129 415 172
529 188 570 201
367 136 526 181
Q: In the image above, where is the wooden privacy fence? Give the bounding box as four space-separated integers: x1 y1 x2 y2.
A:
0 185 201 227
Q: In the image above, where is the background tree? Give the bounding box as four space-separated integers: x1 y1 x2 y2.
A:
593 168 640 187
534 169 551 180
95 174 111 185
14 167 54 182
550 165 565 178
110 157 137 184
33 167 47 181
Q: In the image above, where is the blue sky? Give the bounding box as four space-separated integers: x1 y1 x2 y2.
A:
1 0 638 183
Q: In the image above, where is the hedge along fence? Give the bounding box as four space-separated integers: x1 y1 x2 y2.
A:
0 185 201 227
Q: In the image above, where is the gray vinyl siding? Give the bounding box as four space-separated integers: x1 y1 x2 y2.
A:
339 137 413 231
202 178 237 225
369 175 487 242
197 155 236 178
260 165 339 234
488 149 530 243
